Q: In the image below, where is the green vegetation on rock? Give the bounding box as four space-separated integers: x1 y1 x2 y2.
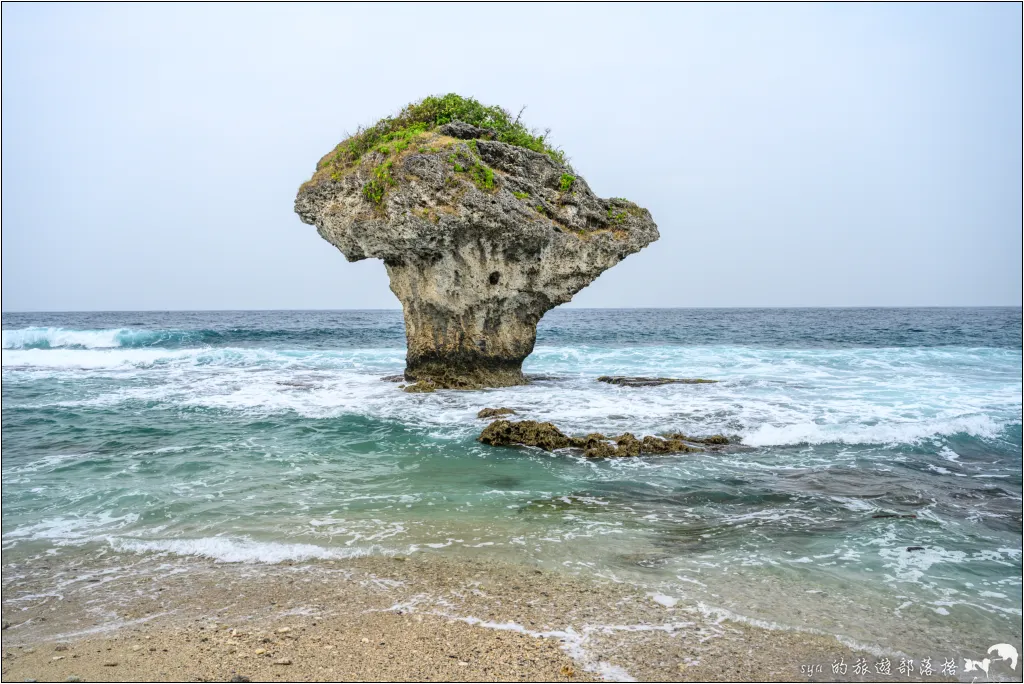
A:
607 207 628 225
447 144 497 192
306 93 585 210
468 163 495 191
362 159 396 206
318 94 567 176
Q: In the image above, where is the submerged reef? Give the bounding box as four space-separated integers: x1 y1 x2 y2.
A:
295 94 658 389
597 376 718 387
478 419 732 458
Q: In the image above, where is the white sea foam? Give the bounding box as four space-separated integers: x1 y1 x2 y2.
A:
693 602 901 658
877 544 970 584
1 347 201 369
5 342 1020 449
106 536 394 563
648 592 679 607
3 452 90 476
742 414 1005 447
448 615 637 681
4 512 141 544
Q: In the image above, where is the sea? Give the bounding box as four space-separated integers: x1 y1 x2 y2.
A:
2 308 1021 664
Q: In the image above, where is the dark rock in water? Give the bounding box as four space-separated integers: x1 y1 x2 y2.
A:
664 432 730 446
482 475 522 489
402 379 439 393
906 546 926 552
480 420 573 451
693 434 729 445
582 431 702 457
295 94 658 389
479 419 707 457
380 374 405 382
598 376 718 387
578 440 619 458
477 407 516 419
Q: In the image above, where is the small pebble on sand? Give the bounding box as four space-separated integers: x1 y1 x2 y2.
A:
274 658 292 665
276 627 291 634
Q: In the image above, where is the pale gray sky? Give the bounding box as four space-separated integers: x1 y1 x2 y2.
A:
2 3 1021 311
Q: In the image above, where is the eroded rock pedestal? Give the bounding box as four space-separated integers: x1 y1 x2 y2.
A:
295 122 659 389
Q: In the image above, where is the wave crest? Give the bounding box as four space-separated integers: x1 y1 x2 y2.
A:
1 327 200 350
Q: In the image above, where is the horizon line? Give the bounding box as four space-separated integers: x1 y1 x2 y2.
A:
2 305 1022 315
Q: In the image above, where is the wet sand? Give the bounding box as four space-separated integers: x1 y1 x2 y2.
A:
1 552 939 682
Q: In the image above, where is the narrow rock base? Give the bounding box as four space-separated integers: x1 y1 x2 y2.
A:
403 359 528 391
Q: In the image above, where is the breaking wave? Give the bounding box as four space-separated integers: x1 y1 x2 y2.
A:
2 327 200 350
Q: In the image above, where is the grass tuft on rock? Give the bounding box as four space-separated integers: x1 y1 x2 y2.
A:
362 160 396 206
317 94 567 177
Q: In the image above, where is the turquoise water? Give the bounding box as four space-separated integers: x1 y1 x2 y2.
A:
2 308 1021 659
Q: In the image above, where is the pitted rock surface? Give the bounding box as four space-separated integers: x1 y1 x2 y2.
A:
296 120 658 388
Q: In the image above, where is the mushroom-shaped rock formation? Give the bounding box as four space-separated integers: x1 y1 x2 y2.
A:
295 95 659 389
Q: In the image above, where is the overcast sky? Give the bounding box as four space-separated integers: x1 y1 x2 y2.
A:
2 3 1021 311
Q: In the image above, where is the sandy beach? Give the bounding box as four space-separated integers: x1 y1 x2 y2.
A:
1 550 932 683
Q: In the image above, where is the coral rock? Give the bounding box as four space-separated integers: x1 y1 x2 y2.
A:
295 97 658 389
479 420 709 457
477 407 517 419
479 419 573 451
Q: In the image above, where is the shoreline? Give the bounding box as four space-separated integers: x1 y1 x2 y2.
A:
0 551 936 683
